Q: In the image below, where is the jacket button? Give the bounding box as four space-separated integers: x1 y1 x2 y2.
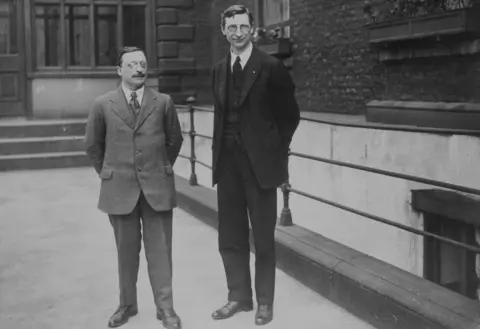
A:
137 168 142 172
135 150 141 156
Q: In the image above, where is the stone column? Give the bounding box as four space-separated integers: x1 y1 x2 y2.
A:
156 0 195 104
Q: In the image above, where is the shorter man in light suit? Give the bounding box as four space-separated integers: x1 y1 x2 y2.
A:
84 46 183 329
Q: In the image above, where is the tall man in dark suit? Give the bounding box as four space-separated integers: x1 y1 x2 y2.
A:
84 47 183 329
210 5 300 326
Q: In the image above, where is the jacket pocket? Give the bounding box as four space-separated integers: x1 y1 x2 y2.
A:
99 168 113 180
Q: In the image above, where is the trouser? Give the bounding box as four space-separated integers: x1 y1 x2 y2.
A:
109 192 174 310
216 136 277 305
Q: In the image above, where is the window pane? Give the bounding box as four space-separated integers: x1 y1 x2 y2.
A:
35 5 61 66
95 6 117 66
123 6 145 52
0 0 17 55
263 0 289 26
65 5 90 66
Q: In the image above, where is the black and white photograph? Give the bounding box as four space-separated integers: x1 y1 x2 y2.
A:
1 0 480 328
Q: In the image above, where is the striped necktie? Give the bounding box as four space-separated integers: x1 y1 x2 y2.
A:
129 91 140 117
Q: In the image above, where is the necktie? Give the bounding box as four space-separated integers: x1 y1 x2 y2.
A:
233 56 242 88
129 91 140 117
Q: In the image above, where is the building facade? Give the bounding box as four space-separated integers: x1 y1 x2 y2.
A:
1 0 480 304
0 0 203 119
2 0 479 121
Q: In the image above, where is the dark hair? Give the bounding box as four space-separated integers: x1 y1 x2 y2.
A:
221 5 254 28
117 46 146 67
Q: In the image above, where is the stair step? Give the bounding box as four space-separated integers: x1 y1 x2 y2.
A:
0 136 85 155
0 119 87 138
0 152 90 171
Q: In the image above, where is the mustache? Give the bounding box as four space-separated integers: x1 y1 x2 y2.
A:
132 73 146 78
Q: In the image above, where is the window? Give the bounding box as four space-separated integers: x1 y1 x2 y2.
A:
255 0 290 38
424 213 478 300
0 0 18 54
33 0 151 70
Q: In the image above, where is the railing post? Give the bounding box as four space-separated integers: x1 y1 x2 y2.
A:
186 96 197 186
279 148 293 226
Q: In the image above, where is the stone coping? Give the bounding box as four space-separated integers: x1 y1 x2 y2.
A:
367 100 480 112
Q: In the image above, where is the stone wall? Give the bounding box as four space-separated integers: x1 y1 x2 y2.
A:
155 0 196 104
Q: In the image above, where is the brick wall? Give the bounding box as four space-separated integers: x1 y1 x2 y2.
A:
381 54 480 103
172 1 480 113
287 0 480 113
287 0 380 113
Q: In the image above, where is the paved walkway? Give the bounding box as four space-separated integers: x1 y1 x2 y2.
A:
0 168 375 329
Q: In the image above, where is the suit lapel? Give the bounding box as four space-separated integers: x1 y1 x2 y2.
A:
134 88 157 131
238 47 262 107
110 87 135 129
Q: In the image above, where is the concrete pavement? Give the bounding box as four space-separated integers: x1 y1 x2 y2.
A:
0 168 375 329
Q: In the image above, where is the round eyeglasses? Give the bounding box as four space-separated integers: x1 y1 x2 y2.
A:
226 24 251 34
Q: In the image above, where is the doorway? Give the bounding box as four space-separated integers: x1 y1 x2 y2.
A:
0 0 25 117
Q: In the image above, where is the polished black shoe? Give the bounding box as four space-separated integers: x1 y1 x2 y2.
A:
255 304 273 326
107 305 138 327
212 300 254 320
157 308 182 329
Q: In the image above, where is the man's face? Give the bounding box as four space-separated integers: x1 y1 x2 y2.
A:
117 50 147 89
222 13 253 52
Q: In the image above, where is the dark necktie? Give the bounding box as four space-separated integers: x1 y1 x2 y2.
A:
129 91 140 117
233 56 242 88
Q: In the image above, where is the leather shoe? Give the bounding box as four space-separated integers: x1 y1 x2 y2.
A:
212 300 253 320
255 304 273 326
157 308 182 329
108 305 138 327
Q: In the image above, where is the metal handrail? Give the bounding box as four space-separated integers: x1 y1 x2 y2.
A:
287 186 480 254
289 151 480 196
178 98 480 254
301 116 480 136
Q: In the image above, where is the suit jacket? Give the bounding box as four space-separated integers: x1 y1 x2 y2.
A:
211 46 300 189
84 86 183 215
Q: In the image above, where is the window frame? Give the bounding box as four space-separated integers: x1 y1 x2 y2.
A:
254 0 290 38
424 212 478 300
28 0 156 78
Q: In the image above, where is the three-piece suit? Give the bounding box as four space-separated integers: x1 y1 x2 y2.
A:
84 86 183 310
211 46 300 305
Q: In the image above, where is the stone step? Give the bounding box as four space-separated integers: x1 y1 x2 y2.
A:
0 152 90 172
0 119 87 138
0 136 85 156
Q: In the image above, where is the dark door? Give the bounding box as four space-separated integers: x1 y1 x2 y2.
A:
0 0 25 117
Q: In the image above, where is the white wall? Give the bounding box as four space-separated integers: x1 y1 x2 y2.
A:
31 77 158 118
175 109 216 190
174 109 480 276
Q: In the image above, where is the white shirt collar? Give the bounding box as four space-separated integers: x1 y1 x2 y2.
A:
122 83 145 106
230 42 253 71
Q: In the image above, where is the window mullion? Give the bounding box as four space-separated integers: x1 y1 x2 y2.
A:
59 0 66 69
89 0 95 68
145 4 151 65
117 0 123 52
